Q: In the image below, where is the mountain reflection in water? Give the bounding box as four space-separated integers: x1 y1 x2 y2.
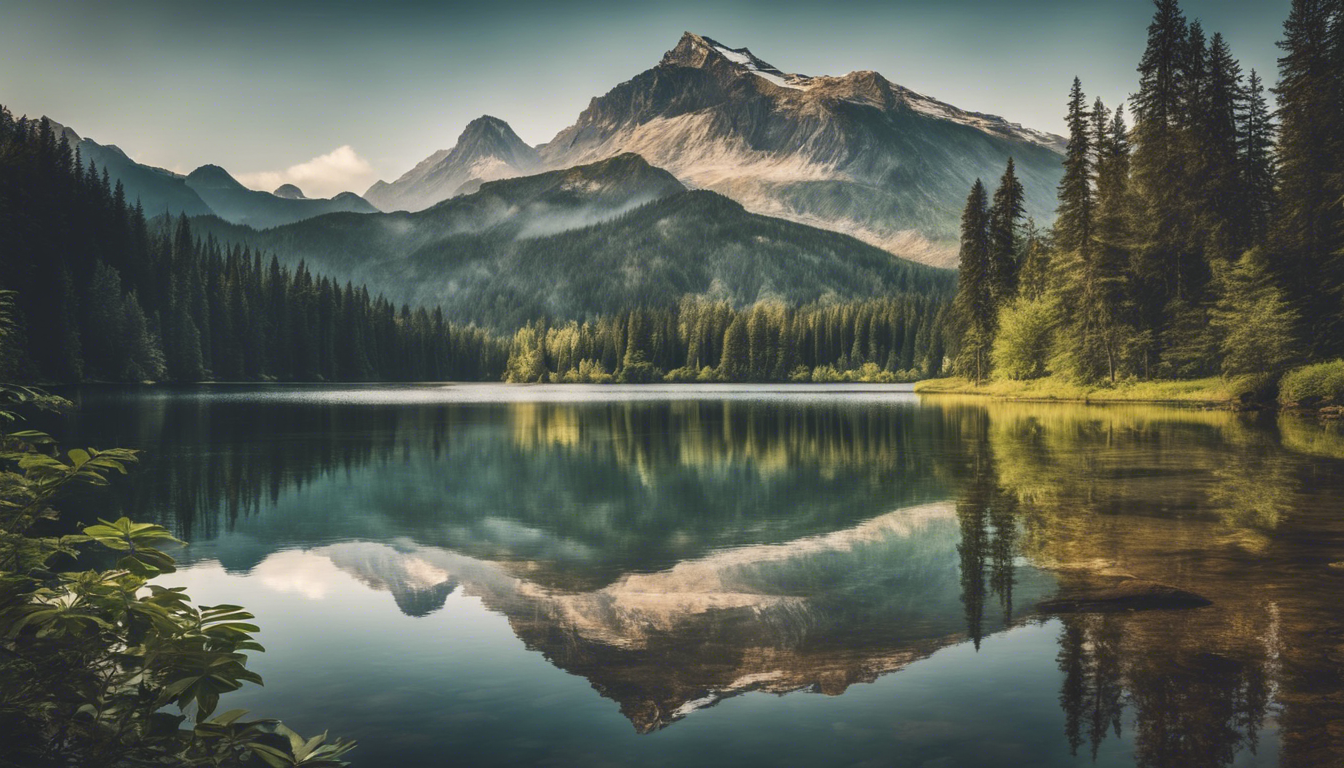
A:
54 385 1344 767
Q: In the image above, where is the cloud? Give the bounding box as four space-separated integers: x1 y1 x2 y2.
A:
236 145 375 199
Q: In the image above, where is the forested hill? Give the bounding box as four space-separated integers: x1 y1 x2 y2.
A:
0 108 505 384
188 154 955 329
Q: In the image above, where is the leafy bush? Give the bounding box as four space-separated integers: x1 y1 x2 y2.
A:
810 365 844 383
1278 360 1344 406
0 331 354 767
992 297 1054 380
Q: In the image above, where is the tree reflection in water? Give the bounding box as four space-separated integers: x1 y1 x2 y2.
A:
49 387 1344 765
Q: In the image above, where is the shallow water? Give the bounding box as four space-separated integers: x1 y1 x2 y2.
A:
49 384 1344 767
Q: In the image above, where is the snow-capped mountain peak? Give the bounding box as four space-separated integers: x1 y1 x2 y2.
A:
664 32 814 90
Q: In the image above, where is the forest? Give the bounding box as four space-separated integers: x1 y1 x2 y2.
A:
0 109 950 385
4 0 1342 393
944 0 1343 395
0 112 507 384
500 295 948 383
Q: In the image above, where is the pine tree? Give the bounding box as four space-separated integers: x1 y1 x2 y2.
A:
987 158 1026 303
1130 0 1191 314
1052 91 1130 382
1213 248 1299 376
1237 70 1277 246
718 315 748 381
952 180 993 383
1274 0 1344 357
1055 78 1094 255
1201 32 1247 258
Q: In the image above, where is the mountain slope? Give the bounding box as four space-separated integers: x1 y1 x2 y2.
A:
535 32 1065 267
54 123 214 218
50 119 378 228
364 115 542 212
184 165 377 229
192 154 952 328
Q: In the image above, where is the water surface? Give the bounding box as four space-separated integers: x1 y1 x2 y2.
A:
51 384 1344 767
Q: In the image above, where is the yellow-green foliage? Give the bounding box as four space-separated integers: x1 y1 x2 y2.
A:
915 375 1262 404
1278 360 1344 405
1277 414 1344 459
991 297 1055 380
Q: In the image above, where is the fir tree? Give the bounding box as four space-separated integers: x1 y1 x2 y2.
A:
1237 69 1277 246
1274 0 1344 357
1056 78 1094 256
987 158 1026 303
1214 248 1299 376
952 180 993 383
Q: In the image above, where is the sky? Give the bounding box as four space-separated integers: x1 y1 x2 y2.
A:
1 0 1292 198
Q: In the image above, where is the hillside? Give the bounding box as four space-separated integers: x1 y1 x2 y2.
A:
373 32 1065 267
194 154 954 328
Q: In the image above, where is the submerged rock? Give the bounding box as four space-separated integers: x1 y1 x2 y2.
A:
1036 579 1211 613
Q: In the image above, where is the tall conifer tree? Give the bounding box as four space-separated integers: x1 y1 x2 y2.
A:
952 180 993 383
1274 0 1344 356
988 158 1026 303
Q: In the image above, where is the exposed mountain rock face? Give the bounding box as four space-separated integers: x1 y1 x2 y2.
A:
273 183 306 199
184 164 378 229
191 154 951 328
363 115 542 212
219 501 1051 733
534 32 1065 266
54 123 215 218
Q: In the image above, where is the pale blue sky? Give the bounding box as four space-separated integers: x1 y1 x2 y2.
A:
0 0 1291 196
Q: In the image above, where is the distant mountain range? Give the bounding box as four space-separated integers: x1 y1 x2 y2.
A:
192 153 952 328
46 29 1063 317
366 32 1065 266
53 123 377 229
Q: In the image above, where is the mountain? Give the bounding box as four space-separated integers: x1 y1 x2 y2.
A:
272 183 306 199
349 32 1057 267
191 154 952 328
363 115 542 212
534 32 1064 267
183 164 378 229
53 123 215 218
50 119 378 229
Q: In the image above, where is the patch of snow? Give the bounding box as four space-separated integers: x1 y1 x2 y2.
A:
708 39 810 91
902 89 1065 153
672 694 720 718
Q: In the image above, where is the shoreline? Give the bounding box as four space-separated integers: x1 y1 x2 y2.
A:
911 375 1262 408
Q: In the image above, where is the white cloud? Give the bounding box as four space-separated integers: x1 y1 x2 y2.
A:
236 145 375 199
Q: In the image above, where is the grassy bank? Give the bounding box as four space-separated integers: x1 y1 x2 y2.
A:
913 375 1265 405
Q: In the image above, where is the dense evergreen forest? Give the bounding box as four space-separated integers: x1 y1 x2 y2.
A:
501 296 949 383
946 0 1343 388
0 106 951 384
0 108 507 383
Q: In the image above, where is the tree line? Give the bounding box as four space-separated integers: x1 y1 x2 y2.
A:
0 102 953 385
502 296 949 383
0 107 508 383
947 0 1342 386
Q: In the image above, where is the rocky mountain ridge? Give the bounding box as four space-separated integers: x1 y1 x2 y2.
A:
369 32 1066 266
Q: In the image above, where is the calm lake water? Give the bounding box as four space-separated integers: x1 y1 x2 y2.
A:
47 384 1344 767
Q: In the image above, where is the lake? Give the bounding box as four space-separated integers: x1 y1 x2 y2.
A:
48 384 1344 767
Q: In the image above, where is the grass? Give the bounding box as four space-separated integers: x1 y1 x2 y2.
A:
913 374 1265 405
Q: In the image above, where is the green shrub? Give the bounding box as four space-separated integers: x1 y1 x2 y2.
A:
0 290 354 768
811 365 844 383
663 366 699 382
1279 360 1344 405
992 297 1055 380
